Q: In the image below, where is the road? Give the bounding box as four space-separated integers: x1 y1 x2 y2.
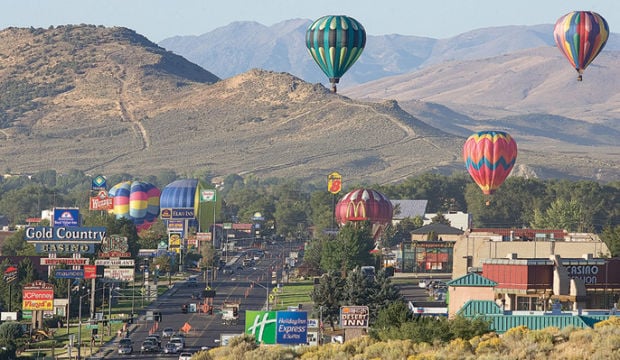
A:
102 248 283 359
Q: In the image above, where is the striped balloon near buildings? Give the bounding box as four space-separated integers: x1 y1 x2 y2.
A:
463 131 518 195
109 181 161 231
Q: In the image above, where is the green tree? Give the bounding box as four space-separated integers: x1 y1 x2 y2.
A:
601 225 620 257
431 212 451 225
384 216 423 248
0 220 37 256
320 222 374 274
137 219 167 250
531 198 587 231
309 272 346 330
372 300 411 333
0 321 24 358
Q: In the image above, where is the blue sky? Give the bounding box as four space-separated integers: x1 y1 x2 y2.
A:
1 0 618 42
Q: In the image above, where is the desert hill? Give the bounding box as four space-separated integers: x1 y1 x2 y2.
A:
0 25 617 184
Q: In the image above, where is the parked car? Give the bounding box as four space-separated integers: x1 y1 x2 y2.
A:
140 340 159 354
222 266 234 275
164 342 179 354
179 352 193 360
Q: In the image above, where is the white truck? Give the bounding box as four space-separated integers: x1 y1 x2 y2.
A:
221 301 240 325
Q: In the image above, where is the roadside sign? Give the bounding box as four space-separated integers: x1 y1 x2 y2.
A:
340 306 369 328
54 269 84 279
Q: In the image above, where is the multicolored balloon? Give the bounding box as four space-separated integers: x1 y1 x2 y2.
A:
553 11 609 81
306 15 366 93
335 188 393 241
109 181 161 231
463 131 518 195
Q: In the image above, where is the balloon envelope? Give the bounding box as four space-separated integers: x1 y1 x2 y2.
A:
109 181 161 231
553 11 609 80
463 131 517 195
160 179 219 234
306 15 366 92
335 188 393 241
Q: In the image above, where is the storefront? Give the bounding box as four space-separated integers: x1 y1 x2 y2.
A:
401 240 455 273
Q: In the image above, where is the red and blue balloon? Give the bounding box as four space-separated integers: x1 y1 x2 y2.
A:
553 11 609 81
463 131 518 195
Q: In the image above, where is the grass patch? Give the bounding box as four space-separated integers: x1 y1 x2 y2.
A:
272 280 314 311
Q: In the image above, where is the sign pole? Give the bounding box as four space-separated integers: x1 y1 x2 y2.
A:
66 281 71 335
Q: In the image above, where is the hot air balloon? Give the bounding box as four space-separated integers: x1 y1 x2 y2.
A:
159 179 220 235
306 15 366 93
463 131 518 196
553 11 609 81
109 181 161 231
335 188 393 242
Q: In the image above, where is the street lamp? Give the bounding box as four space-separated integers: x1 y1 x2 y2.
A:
251 267 271 311
77 288 90 360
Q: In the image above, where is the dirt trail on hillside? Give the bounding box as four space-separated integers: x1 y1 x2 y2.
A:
115 66 150 150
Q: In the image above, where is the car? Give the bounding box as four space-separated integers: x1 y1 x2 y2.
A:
222 266 234 274
164 342 179 354
118 338 132 348
187 276 198 287
145 335 161 348
140 340 159 354
118 342 133 355
162 327 176 338
179 352 193 360
169 337 184 350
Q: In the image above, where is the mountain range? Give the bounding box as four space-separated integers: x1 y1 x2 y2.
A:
0 23 618 184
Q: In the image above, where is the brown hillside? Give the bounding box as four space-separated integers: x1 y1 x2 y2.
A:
0 26 616 183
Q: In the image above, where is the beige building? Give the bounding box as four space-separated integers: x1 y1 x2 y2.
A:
452 229 610 278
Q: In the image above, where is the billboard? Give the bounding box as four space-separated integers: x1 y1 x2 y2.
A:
245 311 277 344
53 207 80 227
25 226 106 242
89 190 113 211
276 311 308 344
22 282 54 311
245 311 308 345
103 268 134 282
340 306 369 328
54 269 84 279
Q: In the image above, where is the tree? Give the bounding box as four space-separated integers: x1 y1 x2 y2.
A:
384 216 423 248
0 321 24 358
531 199 587 231
431 212 451 225
320 222 374 274
309 272 346 330
601 225 620 257
0 227 36 256
372 300 411 332
137 219 167 250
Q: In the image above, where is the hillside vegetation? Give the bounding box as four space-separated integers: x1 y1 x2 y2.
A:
0 25 617 184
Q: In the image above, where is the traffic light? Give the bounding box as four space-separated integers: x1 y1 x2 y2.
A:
154 312 162 322
232 307 238 317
